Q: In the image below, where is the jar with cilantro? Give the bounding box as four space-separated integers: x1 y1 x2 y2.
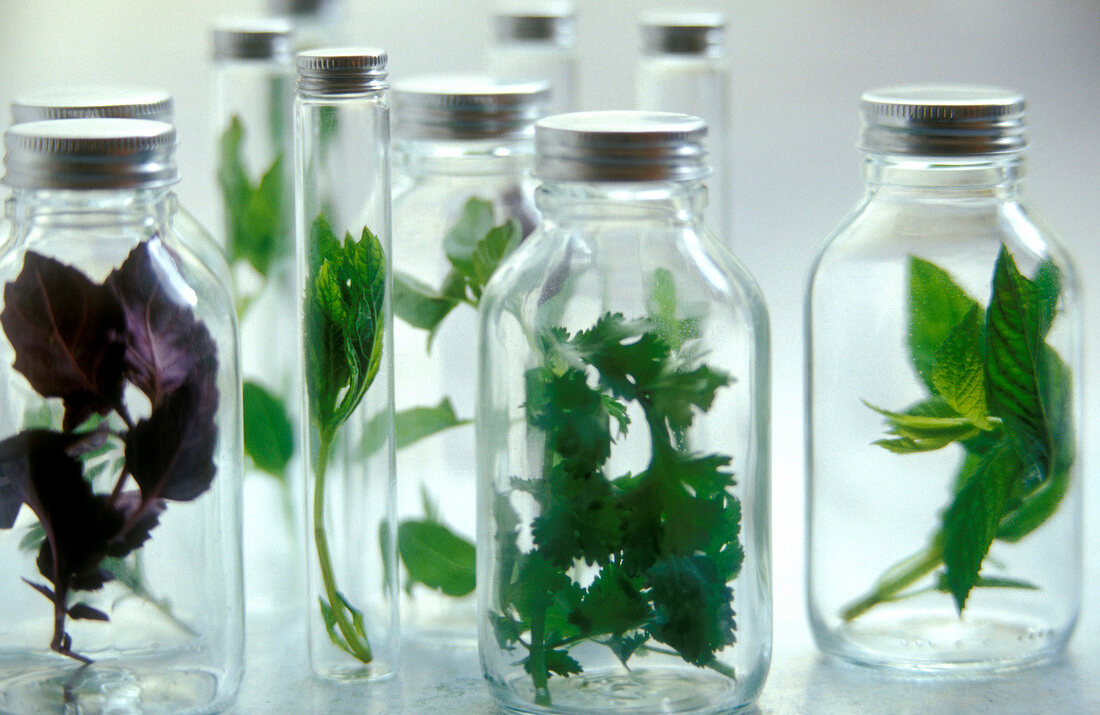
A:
477 111 771 712
0 119 244 712
805 86 1082 671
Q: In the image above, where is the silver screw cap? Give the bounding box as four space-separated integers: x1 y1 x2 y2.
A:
859 85 1027 156
269 0 339 17
535 110 709 182
641 11 725 57
393 76 550 140
2 118 178 190
296 48 388 96
11 87 174 124
494 1 575 45
212 17 293 61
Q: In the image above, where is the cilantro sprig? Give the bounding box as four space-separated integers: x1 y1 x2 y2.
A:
493 305 742 706
306 215 386 663
846 246 1073 619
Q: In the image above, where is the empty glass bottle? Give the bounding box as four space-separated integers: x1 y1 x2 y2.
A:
805 86 1082 671
211 17 300 616
478 111 771 712
295 48 397 681
636 11 731 246
390 76 548 645
488 2 577 115
0 118 244 712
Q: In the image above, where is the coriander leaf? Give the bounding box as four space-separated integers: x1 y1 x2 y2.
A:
532 466 623 567
567 566 651 638
443 197 494 281
507 555 570 621
646 555 736 666
525 367 615 474
242 381 294 479
931 305 991 428
471 219 521 297
940 441 1020 612
393 271 458 331
397 519 476 597
647 364 732 433
0 251 126 432
536 649 583 678
908 256 981 389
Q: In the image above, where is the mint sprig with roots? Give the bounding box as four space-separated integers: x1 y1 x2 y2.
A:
494 311 742 706
0 240 219 663
846 245 1073 620
306 215 385 663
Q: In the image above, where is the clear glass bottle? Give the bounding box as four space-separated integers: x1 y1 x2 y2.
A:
488 2 577 115
9 86 231 290
0 118 244 712
805 86 1082 671
636 11 731 246
478 111 771 712
295 48 397 681
268 0 345 51
390 76 548 645
211 18 301 616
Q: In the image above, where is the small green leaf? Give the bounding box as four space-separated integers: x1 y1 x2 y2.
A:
646 268 700 352
361 397 471 456
19 522 45 552
866 399 984 451
471 219 521 296
935 572 1039 592
907 256 981 389
567 566 651 638
397 520 476 597
242 381 294 479
443 197 494 280
393 271 458 331
931 305 991 428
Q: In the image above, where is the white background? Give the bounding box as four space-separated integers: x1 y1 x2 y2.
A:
1 1 1097 712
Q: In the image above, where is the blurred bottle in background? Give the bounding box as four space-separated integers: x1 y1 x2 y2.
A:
488 1 577 115
268 0 346 51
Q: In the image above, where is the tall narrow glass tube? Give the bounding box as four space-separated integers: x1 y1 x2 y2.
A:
488 2 577 115
211 19 300 616
636 12 731 245
295 48 397 681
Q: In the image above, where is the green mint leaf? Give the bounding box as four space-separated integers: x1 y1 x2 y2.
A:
935 572 1038 592
397 519 476 597
646 555 736 666
907 256 981 389
361 398 471 456
996 463 1070 542
242 381 294 480
471 219 521 297
866 398 984 452
393 271 458 331
931 305 992 428
443 197 495 281
940 441 1020 612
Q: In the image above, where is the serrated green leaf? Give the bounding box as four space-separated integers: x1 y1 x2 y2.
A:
567 566 651 638
908 256 981 389
646 555 736 666
931 305 992 428
397 520 476 597
242 381 294 479
393 271 458 331
941 442 1020 612
866 399 984 450
443 197 494 280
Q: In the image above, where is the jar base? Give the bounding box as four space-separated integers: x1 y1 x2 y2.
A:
491 666 748 714
816 610 1072 673
0 662 226 714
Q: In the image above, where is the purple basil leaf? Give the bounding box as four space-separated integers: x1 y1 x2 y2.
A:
125 371 219 503
105 240 218 408
21 577 55 601
68 602 110 621
0 252 126 431
106 490 163 558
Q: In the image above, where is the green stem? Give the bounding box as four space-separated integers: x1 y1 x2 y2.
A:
840 539 944 622
314 431 373 663
638 645 736 679
528 605 551 706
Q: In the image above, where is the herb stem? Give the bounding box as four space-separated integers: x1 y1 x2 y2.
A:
313 431 373 663
636 645 736 679
528 605 551 706
840 540 944 621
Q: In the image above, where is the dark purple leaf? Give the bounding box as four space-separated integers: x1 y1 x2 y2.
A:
107 490 163 557
21 577 55 601
68 603 109 621
125 371 219 503
0 252 126 431
105 239 219 408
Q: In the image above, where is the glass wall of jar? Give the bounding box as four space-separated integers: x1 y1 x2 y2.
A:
389 76 548 645
478 111 771 713
8 86 232 314
805 86 1082 671
635 11 731 247
295 48 397 681
488 1 577 115
211 20 301 616
0 118 244 713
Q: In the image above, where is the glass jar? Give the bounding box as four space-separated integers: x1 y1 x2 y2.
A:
805 86 1082 671
0 118 244 712
488 2 577 115
211 19 300 616
9 86 231 290
636 12 730 246
478 111 771 713
294 48 397 681
390 76 548 645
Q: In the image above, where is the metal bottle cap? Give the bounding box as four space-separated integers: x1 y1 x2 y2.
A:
393 76 550 140
2 118 179 190
641 11 726 57
296 48 388 96
535 110 709 182
212 18 294 61
859 85 1027 156
494 1 575 45
11 87 174 124
269 0 339 16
